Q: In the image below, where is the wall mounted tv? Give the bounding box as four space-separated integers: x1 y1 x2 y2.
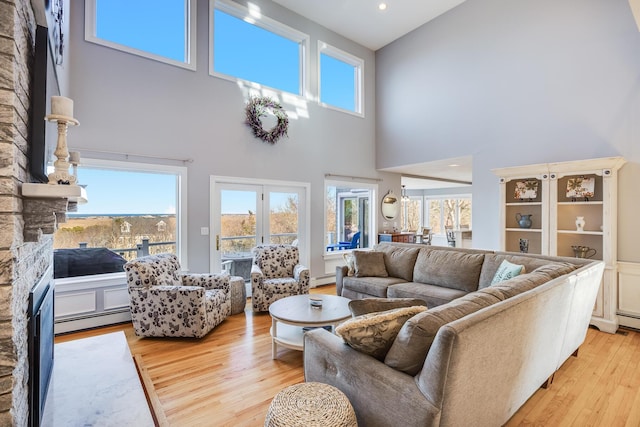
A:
29 25 59 183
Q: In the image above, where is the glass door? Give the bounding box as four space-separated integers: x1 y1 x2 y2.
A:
266 188 300 246
215 184 262 281
211 181 307 280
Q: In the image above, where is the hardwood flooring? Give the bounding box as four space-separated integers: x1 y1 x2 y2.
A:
56 285 640 426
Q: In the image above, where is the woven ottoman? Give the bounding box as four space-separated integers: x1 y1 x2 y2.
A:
229 275 246 315
265 382 357 427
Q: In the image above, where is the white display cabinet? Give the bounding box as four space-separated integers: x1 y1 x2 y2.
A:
493 157 626 333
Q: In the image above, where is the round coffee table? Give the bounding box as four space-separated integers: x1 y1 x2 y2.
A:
268 295 351 359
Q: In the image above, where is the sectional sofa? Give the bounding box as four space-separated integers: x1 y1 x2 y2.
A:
304 242 604 426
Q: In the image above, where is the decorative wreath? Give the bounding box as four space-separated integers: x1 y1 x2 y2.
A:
245 96 289 144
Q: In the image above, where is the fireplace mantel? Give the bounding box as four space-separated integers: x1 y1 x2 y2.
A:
21 183 88 242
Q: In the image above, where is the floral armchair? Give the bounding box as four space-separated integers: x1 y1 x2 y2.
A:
124 253 231 338
250 244 310 312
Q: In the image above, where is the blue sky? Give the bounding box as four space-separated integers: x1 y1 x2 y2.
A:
75 168 176 215
83 1 354 215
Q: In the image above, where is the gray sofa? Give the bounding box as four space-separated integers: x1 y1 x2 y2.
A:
305 242 605 426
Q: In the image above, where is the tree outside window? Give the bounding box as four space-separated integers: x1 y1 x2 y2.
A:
401 197 422 232
426 197 472 233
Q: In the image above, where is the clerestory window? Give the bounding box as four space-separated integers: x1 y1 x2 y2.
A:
211 0 309 96
318 41 364 116
85 0 197 70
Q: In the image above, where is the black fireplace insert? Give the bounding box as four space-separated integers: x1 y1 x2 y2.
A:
28 266 54 427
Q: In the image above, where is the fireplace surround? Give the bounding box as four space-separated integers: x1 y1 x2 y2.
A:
0 0 74 424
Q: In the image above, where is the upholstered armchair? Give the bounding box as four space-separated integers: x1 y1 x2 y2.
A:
250 244 310 312
124 253 231 338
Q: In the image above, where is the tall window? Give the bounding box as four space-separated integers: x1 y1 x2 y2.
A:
318 42 363 115
325 181 376 252
212 0 308 96
426 196 472 234
85 0 197 70
53 159 187 278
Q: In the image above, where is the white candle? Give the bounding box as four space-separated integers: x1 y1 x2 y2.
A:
51 96 74 117
69 151 80 164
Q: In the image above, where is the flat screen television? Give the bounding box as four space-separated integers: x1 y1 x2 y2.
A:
29 25 59 183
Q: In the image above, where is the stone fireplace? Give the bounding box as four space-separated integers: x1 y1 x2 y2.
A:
0 0 70 425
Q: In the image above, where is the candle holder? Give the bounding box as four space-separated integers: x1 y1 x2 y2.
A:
45 114 79 185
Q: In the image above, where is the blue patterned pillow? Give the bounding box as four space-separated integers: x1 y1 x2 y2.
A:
491 260 525 285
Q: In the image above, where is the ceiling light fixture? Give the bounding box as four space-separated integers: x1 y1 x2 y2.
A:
401 185 410 202
378 3 388 11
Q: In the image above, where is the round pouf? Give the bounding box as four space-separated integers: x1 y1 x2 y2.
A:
264 382 357 427
229 276 247 315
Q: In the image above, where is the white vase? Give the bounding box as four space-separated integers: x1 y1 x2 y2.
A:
575 216 586 232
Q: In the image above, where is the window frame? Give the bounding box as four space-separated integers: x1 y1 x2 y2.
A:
210 0 310 97
317 41 364 117
324 179 377 255
84 0 197 71
75 157 189 269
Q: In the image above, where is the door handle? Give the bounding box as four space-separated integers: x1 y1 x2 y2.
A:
216 235 220 251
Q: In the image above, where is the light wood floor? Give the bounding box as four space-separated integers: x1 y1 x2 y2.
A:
56 285 640 427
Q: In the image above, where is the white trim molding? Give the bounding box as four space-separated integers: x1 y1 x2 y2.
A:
618 261 640 329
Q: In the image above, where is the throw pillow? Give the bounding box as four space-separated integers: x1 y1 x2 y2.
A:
353 251 388 278
348 298 428 317
490 260 525 285
336 306 427 360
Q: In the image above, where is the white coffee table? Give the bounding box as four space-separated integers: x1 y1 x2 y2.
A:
269 294 351 359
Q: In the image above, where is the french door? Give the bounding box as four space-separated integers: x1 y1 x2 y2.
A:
210 178 308 275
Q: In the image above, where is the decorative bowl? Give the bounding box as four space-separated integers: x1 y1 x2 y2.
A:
309 296 323 308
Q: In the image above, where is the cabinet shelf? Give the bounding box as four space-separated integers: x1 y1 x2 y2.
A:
506 202 543 206
557 201 603 206
506 228 542 233
557 230 603 236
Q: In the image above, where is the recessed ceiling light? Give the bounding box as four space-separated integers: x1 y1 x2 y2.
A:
448 164 460 167
378 3 387 11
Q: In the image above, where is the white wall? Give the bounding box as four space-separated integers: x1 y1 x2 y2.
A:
376 0 640 262
67 0 399 277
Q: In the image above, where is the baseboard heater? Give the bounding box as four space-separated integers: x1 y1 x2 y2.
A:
55 308 131 334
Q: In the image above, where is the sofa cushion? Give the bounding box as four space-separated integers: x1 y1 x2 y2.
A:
387 282 468 308
479 264 576 300
532 262 578 278
487 271 552 299
413 249 485 292
353 251 388 278
475 286 508 302
336 306 428 360
375 244 421 282
490 260 525 285
348 297 428 317
343 276 406 298
478 255 569 289
384 291 501 375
